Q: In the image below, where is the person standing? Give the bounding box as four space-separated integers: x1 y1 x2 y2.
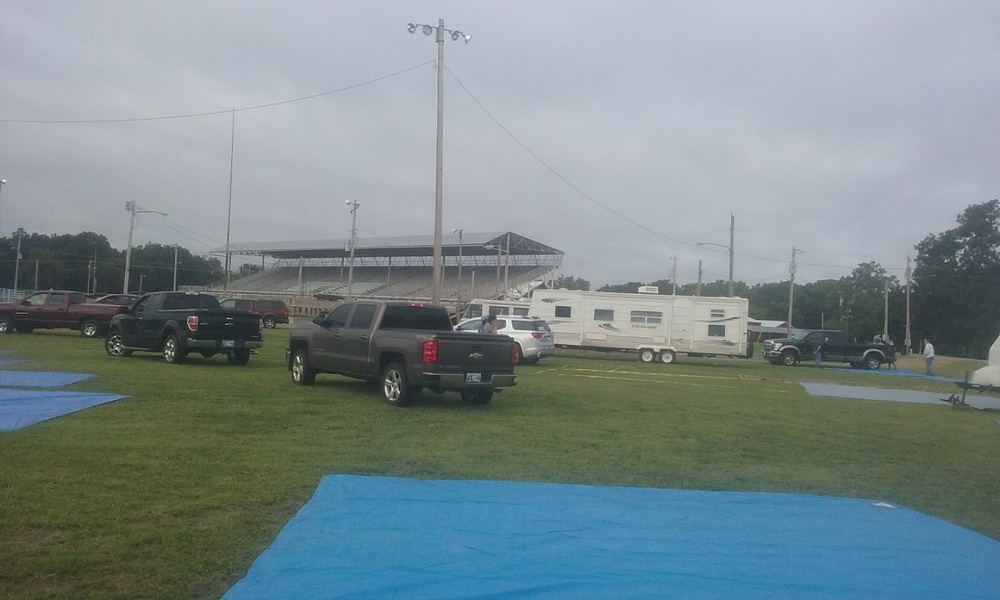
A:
481 314 498 335
923 338 935 376
814 337 825 368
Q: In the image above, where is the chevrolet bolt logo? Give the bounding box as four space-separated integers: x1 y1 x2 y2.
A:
469 352 483 359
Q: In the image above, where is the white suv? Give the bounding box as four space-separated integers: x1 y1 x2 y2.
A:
456 315 555 364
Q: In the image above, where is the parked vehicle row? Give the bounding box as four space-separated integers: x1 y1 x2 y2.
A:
0 290 121 337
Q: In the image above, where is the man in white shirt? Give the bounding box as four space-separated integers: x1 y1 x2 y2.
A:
923 339 935 376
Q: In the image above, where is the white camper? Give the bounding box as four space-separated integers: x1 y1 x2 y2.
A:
461 299 532 320
527 289 752 363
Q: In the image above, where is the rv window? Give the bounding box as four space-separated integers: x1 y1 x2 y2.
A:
555 305 571 318
464 304 484 319
513 307 529 316
710 309 726 318
708 324 726 337
594 309 614 321
493 307 511 315
631 310 662 324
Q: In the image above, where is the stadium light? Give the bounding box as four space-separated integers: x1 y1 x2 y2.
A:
407 18 470 304
696 214 736 297
123 201 167 293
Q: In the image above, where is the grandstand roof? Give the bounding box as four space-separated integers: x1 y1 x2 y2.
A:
217 232 563 260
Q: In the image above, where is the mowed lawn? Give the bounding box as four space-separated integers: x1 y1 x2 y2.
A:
1 329 999 600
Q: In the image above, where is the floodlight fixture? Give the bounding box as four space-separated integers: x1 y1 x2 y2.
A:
422 24 433 36
407 23 417 34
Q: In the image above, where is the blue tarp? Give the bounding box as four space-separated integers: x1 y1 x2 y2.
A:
0 370 95 387
223 475 1000 600
802 382 1000 410
0 387 127 431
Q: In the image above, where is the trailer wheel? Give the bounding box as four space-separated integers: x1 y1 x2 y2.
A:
659 349 676 364
780 350 798 366
638 348 656 363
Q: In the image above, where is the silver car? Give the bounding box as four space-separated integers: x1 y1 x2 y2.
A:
456 315 555 364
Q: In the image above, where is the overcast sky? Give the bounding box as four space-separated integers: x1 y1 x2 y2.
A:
1 1 997 288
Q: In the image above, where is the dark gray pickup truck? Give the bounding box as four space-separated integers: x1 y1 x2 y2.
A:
286 300 517 406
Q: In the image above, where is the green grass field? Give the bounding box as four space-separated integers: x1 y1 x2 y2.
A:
2 330 999 599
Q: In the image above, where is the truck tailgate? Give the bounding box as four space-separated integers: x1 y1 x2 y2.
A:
187 310 262 339
433 331 514 369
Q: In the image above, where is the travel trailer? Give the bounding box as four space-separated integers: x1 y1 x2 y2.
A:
527 288 752 363
460 299 532 320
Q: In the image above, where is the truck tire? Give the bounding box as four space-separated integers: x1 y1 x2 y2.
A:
639 349 656 363
864 354 882 370
513 343 523 365
290 348 316 385
0 315 12 334
659 349 676 364
262 316 277 328
81 319 102 338
461 388 494 405
381 362 413 407
780 350 798 366
104 330 133 357
227 350 251 365
163 333 187 364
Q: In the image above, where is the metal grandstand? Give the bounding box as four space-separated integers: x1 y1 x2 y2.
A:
211 231 563 302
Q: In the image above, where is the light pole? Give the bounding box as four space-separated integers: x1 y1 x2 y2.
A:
123 201 167 293
0 178 6 237
407 19 470 304
696 242 733 297
452 228 463 304
787 246 803 336
346 200 359 300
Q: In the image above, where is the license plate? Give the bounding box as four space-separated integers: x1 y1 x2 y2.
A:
465 373 482 383
222 340 235 348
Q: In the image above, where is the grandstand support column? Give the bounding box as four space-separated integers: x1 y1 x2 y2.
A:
298 257 304 297
346 200 359 300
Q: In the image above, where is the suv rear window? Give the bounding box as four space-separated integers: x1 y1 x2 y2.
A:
379 305 453 331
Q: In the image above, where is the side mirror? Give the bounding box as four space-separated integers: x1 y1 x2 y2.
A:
20 300 30 306
312 313 327 325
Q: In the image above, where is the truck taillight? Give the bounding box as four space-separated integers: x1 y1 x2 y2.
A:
511 344 519 365
422 340 439 363
186 316 199 332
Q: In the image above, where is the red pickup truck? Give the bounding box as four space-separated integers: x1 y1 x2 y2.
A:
0 290 121 338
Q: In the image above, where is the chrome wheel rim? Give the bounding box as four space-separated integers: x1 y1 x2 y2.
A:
383 370 402 402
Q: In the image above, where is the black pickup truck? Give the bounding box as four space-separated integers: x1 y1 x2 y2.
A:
762 329 895 370
286 300 517 406
104 291 263 364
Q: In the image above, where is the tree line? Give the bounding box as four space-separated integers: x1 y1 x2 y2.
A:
3 200 998 358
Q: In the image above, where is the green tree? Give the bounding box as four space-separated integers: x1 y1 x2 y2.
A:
913 199 1000 357
553 275 590 291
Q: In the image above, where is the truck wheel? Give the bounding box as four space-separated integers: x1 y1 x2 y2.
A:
105 330 133 357
659 349 676 364
263 316 277 328
513 344 523 365
228 350 251 366
163 334 187 364
780 350 798 366
461 388 494 405
864 354 882 370
81 319 102 338
381 362 413 407
639 349 656 363
0 315 12 334
291 348 316 385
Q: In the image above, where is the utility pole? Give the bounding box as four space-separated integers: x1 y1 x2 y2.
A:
13 231 22 290
671 255 677 295
346 200 359 300
787 246 803 336
173 245 179 291
883 278 889 339
696 260 703 296
728 212 735 297
905 256 912 355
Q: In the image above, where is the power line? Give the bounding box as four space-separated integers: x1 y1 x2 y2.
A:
0 61 435 124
